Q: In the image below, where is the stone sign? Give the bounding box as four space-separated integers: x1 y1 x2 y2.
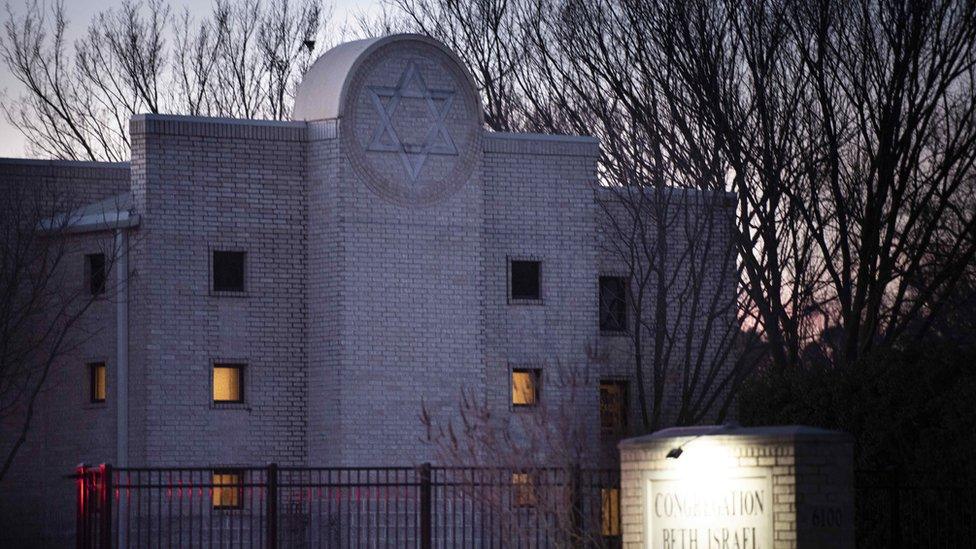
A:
620 425 853 549
648 473 773 548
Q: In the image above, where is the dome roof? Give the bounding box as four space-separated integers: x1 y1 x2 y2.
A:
292 33 484 206
292 34 479 122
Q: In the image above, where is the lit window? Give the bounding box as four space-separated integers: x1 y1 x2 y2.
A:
599 381 628 436
213 365 244 403
86 253 106 295
512 472 537 507
213 251 246 292
511 369 540 407
599 276 627 332
89 362 106 403
601 487 621 536
212 470 243 509
510 260 541 301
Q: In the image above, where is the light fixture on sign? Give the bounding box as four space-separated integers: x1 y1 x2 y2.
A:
665 423 738 459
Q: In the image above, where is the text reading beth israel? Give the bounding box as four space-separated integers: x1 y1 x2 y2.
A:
649 476 772 549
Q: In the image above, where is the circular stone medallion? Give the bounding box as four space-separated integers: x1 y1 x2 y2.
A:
342 38 483 206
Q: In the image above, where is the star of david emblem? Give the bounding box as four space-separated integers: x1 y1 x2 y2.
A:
366 61 458 181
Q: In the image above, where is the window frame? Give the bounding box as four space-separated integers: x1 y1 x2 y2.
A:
601 487 622 537
88 362 107 404
211 469 244 510
211 363 246 407
510 367 542 409
508 257 543 304
598 275 628 334
85 253 107 296
511 471 538 508
210 249 248 295
599 379 629 437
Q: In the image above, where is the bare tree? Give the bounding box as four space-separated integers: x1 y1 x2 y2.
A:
0 183 126 481
383 0 526 131
391 0 748 432
420 359 614 546
1 0 329 161
390 0 976 423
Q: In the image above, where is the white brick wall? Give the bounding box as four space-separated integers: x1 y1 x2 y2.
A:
0 40 736 546
0 160 129 547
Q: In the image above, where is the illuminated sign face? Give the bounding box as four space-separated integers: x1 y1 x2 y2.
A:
647 474 773 549
621 426 854 549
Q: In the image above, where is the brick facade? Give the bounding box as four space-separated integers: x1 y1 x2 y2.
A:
0 34 735 546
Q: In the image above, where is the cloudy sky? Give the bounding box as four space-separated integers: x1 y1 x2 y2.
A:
0 0 382 158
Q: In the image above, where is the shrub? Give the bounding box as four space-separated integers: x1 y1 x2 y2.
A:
738 342 976 476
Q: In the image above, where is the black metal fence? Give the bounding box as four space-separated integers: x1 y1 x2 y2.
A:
75 464 621 548
856 470 976 548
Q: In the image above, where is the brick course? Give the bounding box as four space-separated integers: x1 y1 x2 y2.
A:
0 35 735 547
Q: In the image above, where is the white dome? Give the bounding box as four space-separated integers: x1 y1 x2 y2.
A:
293 33 484 206
291 34 479 122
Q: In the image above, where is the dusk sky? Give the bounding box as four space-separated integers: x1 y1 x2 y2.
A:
0 0 382 158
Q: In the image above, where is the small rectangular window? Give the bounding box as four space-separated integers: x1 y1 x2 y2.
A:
510 260 541 301
511 368 540 407
599 380 628 436
89 362 106 403
213 364 244 403
601 487 621 536
86 254 106 295
512 472 537 508
213 251 246 292
212 470 243 509
599 276 627 332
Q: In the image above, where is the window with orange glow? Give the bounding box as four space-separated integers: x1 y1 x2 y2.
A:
89 362 106 403
512 472 537 507
511 369 540 407
601 487 621 536
212 470 243 509
213 365 243 403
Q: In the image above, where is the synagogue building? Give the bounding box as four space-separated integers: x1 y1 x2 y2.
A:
0 34 734 546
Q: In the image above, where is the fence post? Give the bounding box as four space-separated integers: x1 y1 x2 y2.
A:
419 462 432 549
570 464 583 547
267 463 278 549
99 464 113 549
76 465 87 549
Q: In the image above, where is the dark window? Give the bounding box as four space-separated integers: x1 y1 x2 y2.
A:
512 368 541 407
510 260 541 301
89 362 106 403
213 251 245 292
213 364 244 403
599 276 627 332
599 380 628 436
212 470 243 509
87 254 106 295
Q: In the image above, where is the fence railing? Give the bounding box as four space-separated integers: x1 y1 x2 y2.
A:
75 463 621 548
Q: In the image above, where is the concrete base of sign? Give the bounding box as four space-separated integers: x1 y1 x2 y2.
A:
619 425 853 549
